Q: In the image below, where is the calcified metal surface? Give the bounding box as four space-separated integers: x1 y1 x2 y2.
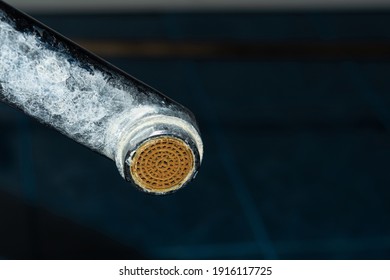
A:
0 3 203 194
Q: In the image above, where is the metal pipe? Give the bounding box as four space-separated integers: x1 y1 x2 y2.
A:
0 1 203 194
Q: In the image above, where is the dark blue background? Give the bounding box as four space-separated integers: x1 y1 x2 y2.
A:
1 12 390 259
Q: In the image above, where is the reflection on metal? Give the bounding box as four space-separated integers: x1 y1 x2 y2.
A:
0 1 203 194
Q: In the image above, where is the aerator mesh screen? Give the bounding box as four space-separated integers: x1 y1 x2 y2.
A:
130 136 194 192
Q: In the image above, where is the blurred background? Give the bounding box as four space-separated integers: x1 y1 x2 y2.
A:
1 0 390 259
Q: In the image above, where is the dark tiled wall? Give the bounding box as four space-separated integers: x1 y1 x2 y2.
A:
1 12 390 259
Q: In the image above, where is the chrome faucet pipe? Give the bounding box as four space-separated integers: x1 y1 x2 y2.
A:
0 1 203 194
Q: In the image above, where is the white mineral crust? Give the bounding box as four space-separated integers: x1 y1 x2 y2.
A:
0 13 203 178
